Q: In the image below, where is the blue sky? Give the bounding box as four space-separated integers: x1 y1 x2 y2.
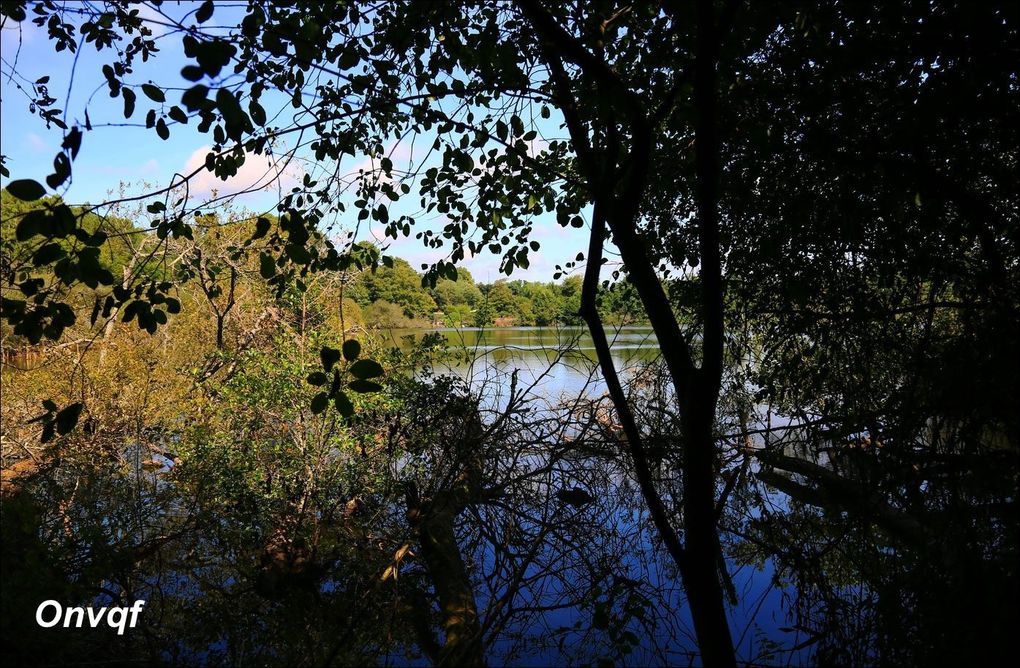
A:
0 3 599 283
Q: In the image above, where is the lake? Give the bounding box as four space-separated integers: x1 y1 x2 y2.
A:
379 326 808 665
381 326 661 404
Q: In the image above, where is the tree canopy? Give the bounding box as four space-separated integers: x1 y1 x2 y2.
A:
2 1 1017 665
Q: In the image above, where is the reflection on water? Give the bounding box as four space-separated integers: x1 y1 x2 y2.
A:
384 326 661 407
382 326 660 360
2 327 1016 666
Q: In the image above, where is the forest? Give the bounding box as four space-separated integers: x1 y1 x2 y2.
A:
1 193 646 330
1 1 1017 667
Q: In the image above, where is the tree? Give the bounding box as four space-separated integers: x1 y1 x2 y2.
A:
2 1 1017 664
353 257 437 320
529 284 562 326
473 299 493 328
558 276 584 326
432 271 483 311
485 281 518 319
363 300 414 329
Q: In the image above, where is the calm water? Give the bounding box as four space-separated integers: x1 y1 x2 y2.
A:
382 326 660 404
381 326 805 665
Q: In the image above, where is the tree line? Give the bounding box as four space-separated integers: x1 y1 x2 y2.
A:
351 249 647 328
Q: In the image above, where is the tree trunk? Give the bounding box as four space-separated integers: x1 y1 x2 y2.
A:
215 315 223 349
517 1 736 662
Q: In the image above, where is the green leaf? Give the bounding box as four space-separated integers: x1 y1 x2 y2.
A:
310 392 329 414
348 378 383 393
342 339 361 361
349 358 384 380
320 346 341 372
141 83 165 103
6 179 45 201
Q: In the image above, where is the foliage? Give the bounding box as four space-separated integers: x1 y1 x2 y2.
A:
1 1 1018 665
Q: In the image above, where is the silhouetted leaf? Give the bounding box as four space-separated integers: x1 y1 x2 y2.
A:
55 402 83 435
310 392 329 414
61 127 82 159
141 83 165 103
307 371 329 386
168 105 188 124
249 100 266 126
6 179 45 201
334 391 355 417
259 252 275 278
350 359 383 380
182 84 209 111
122 87 136 118
195 0 214 24
251 217 270 240
181 65 204 82
348 379 383 393
46 152 71 189
320 346 341 372
342 339 361 361
32 243 65 266
15 209 46 241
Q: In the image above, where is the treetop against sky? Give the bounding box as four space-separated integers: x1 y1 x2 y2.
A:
0 1 596 282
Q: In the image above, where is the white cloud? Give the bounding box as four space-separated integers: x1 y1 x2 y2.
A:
22 133 47 152
181 145 303 201
0 18 40 52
